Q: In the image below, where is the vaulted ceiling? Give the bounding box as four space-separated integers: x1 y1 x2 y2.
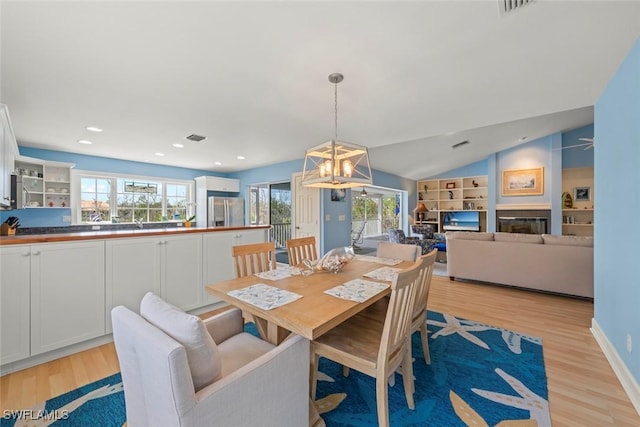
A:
2 1 639 180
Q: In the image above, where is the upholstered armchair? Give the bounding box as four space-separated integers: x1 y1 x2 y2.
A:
111 293 310 427
389 228 434 255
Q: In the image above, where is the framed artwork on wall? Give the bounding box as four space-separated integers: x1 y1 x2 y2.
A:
501 167 544 196
330 189 346 202
574 186 591 201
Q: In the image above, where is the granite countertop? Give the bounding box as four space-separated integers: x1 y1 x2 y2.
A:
0 225 271 245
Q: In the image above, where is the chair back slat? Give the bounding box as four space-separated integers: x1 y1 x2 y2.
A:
286 236 318 266
377 257 424 367
412 249 437 322
232 242 276 278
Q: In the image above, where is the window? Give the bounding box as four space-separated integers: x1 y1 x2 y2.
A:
74 171 193 224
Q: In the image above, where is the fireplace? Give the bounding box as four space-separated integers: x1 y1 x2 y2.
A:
496 209 550 234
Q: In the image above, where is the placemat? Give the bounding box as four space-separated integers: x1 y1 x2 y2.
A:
228 283 302 310
355 255 403 265
363 266 402 282
324 279 390 303
254 266 302 281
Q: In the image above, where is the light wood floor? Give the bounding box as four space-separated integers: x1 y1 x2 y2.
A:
1 277 639 426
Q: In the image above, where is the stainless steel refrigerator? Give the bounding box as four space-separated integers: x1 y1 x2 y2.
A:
207 196 245 227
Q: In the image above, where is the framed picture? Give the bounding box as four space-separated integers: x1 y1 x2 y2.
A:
574 186 591 201
330 189 346 202
501 167 544 196
446 182 456 189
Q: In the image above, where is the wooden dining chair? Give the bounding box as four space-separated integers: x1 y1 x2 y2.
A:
376 241 422 261
310 257 426 427
286 236 318 266
411 249 437 364
231 241 276 278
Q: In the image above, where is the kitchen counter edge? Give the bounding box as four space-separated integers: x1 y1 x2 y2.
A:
0 225 272 246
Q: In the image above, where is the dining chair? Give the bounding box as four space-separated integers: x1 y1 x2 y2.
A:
411 249 437 364
286 236 318 266
310 257 425 427
376 241 422 261
232 241 277 278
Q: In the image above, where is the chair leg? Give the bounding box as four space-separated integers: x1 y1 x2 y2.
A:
342 365 350 377
376 375 390 427
402 346 416 410
310 353 320 399
420 323 431 365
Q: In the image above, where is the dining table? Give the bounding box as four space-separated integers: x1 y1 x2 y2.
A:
205 255 414 345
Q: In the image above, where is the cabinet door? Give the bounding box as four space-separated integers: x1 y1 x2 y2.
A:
0 246 31 364
236 229 268 245
162 234 202 311
202 232 237 304
1 105 18 208
105 237 161 333
30 241 105 355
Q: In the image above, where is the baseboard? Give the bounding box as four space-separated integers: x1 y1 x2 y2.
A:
591 318 640 416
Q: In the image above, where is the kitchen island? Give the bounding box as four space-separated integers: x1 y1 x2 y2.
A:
0 225 271 373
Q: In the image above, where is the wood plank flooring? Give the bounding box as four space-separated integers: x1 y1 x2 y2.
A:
1 277 639 426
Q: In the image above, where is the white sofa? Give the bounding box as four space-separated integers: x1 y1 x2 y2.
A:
446 231 594 298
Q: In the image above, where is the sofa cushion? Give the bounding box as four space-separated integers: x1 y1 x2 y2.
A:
140 292 222 391
542 234 594 247
494 232 543 244
446 231 494 241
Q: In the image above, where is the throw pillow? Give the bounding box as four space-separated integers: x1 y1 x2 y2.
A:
140 292 222 391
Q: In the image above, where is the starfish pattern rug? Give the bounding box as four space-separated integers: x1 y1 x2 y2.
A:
0 311 549 426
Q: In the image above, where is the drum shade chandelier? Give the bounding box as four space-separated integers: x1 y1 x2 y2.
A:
302 73 373 189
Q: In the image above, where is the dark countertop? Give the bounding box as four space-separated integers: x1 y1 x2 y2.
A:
0 225 271 246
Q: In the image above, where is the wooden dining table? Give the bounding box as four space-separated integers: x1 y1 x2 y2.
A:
205 256 414 345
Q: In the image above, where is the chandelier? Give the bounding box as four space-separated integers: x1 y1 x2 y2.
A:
301 73 373 189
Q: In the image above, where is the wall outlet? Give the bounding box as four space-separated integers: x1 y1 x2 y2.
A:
338 215 346 221
627 334 632 353
62 215 71 223
325 214 331 221
91 225 100 231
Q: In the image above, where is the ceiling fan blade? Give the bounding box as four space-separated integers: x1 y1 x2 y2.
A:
584 144 594 150
554 142 592 151
579 137 594 142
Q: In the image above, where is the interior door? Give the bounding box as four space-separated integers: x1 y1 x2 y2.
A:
292 172 320 241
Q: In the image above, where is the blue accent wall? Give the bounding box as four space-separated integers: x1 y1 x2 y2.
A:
594 37 640 385
562 124 595 169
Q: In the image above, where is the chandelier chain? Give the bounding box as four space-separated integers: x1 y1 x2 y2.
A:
334 81 338 141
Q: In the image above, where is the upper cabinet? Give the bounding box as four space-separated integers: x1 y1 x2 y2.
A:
1 105 19 208
195 176 240 192
14 156 74 208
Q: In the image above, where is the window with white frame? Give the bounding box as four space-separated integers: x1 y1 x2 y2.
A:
74 171 193 224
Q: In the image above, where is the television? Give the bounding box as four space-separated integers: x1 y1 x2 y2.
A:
442 211 480 231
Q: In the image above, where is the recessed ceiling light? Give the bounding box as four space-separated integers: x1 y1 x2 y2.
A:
172 143 184 148
85 126 103 132
214 161 222 166
519 136 528 141
155 152 165 157
78 139 92 145
237 155 245 160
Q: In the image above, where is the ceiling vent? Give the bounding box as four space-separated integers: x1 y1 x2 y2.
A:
498 0 535 17
452 140 470 149
185 134 207 142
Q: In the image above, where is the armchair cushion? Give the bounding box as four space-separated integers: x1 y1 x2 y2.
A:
140 292 222 391
218 333 275 376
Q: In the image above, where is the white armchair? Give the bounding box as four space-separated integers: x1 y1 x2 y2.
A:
111 303 310 427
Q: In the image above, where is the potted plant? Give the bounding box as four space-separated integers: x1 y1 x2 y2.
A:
184 215 196 228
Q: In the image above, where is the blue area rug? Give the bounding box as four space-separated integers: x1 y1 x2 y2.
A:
0 311 549 426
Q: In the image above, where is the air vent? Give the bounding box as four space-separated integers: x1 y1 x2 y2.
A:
498 0 535 17
452 140 470 149
185 134 207 142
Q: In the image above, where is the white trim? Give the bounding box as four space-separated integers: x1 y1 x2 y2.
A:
495 203 551 210
591 318 640 416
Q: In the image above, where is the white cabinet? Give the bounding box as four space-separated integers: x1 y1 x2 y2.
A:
1 242 106 358
195 176 240 192
0 246 31 364
14 156 74 209
202 229 267 304
30 241 105 355
105 233 203 332
0 104 18 208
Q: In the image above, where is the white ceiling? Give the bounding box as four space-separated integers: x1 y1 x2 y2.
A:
2 1 639 180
